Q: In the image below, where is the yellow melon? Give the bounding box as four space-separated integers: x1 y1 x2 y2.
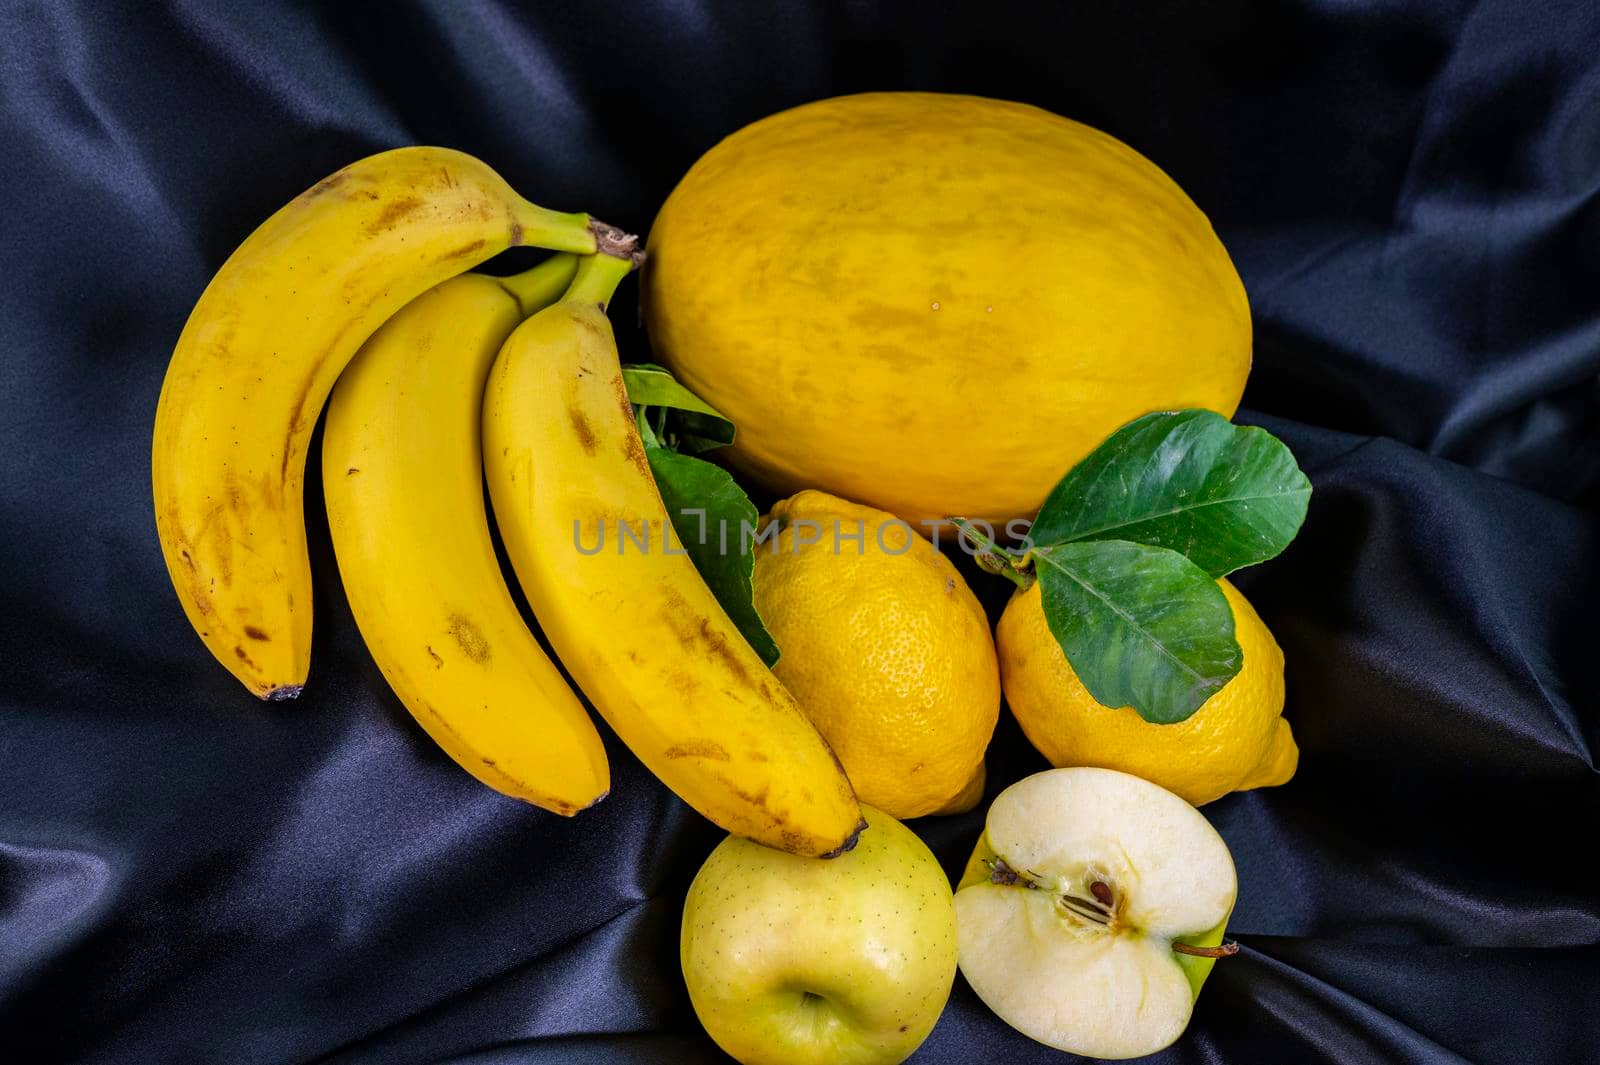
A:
644 92 1250 525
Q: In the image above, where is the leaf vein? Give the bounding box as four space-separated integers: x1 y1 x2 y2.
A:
1051 488 1308 544
1040 552 1220 684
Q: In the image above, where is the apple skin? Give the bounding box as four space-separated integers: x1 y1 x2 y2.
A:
958 830 1233 1000
681 805 957 1065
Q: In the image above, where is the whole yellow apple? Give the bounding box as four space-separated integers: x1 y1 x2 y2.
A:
680 806 956 1065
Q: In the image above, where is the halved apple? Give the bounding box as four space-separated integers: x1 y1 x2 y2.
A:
954 767 1238 1059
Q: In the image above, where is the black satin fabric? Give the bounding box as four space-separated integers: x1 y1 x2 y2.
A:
3 2 1598 1062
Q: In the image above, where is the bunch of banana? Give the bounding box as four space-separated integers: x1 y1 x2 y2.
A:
153 146 605 700
152 147 862 854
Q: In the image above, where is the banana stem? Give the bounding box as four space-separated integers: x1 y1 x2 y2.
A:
565 249 638 310
497 254 580 316
590 221 647 267
510 201 607 254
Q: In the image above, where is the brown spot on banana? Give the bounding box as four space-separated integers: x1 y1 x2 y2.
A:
208 516 233 587
446 615 490 663
621 432 650 476
242 626 270 641
280 382 315 482
608 372 632 419
696 619 750 684
567 408 599 455
728 782 771 811
310 172 348 196
655 605 754 686
366 195 423 234
434 238 487 264
663 741 731 761
662 668 701 697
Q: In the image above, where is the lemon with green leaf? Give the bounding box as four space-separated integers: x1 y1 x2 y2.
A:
996 577 1297 806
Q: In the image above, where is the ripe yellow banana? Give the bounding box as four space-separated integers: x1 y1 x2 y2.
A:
153 146 613 699
482 253 865 856
321 254 609 815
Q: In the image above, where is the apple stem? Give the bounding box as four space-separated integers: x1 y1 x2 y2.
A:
1172 940 1240 959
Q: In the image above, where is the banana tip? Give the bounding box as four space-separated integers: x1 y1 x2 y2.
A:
264 684 304 702
818 817 869 859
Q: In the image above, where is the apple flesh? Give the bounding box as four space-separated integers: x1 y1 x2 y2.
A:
954 767 1238 1059
681 805 957 1065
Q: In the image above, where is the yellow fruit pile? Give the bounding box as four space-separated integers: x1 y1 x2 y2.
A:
644 92 1297 814
153 94 1298 867
150 90 1308 1065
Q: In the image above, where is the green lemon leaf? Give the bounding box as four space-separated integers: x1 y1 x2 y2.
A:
674 432 736 455
624 363 775 665
644 446 780 667
1029 410 1311 578
622 363 735 448
1035 539 1240 723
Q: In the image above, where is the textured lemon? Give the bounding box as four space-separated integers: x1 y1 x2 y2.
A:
644 92 1250 525
997 579 1296 806
752 491 1000 819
